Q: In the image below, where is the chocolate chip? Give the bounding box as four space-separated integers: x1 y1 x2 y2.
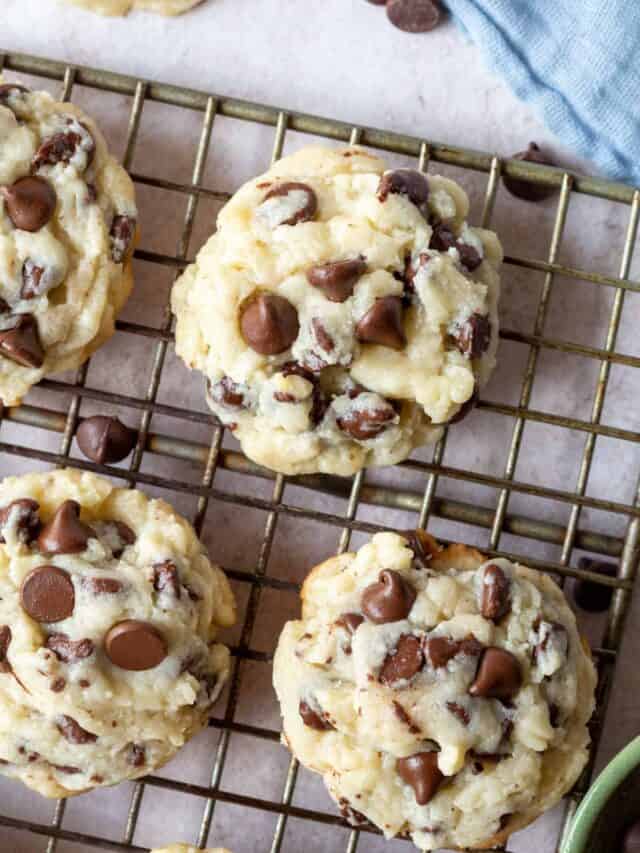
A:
83 577 123 595
21 260 62 299
32 121 95 172
311 318 334 353
38 500 94 555
379 633 424 685
361 570 416 624
424 634 483 668
239 292 299 355
336 397 397 440
110 215 136 263
1 176 57 232
480 564 511 622
338 799 373 829
0 626 12 674
76 415 137 465
92 520 135 558
153 560 180 596
50 677 66 692
210 376 246 408
387 0 441 31
104 620 167 671
396 752 443 805
378 169 429 208
469 647 522 700
52 764 81 774
574 558 616 612
0 498 40 544
46 633 94 663
450 313 491 359
298 700 334 730
56 715 97 745
446 701 470 725
335 612 364 634
622 820 640 853
401 529 438 568
306 257 367 302
0 314 44 368
20 566 75 623
447 386 479 424
429 222 457 252
356 295 406 350
126 743 146 767
457 242 482 272
260 182 318 227
392 700 421 734
281 361 329 425
504 143 558 202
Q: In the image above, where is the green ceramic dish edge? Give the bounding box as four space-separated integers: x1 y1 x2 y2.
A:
561 736 640 853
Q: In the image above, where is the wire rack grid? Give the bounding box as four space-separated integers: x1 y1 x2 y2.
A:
0 48 638 853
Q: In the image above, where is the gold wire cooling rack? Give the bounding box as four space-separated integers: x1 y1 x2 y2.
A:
0 48 638 853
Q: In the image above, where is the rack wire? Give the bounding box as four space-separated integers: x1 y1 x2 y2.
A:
0 49 638 853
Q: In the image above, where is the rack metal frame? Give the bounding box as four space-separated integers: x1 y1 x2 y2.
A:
0 49 638 853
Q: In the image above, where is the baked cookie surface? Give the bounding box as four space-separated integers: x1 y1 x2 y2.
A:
0 468 235 798
273 531 596 850
172 146 502 477
0 81 136 405
63 0 203 14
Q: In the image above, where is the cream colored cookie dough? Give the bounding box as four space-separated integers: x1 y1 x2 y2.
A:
152 847 230 853
172 145 502 477
63 0 203 14
0 468 235 798
273 531 596 851
0 80 137 406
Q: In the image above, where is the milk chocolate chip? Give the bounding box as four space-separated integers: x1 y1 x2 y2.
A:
32 120 95 172
504 143 558 202
0 498 40 544
425 635 483 668
480 564 511 622
469 647 522 700
356 295 406 349
387 0 441 32
0 626 12 674
396 752 443 805
76 415 137 465
261 182 318 227
1 176 57 232
240 292 299 355
307 257 367 302
361 570 416 623
0 314 44 368
20 566 75 623
378 168 429 208
104 620 167 671
336 397 397 440
37 500 94 555
451 313 491 359
379 634 424 685
298 700 334 731
45 633 94 663
210 376 246 408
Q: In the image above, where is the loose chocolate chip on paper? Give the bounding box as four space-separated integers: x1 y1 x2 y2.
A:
356 295 407 350
261 181 318 227
469 647 522 700
503 142 558 202
0 498 41 544
76 415 137 465
20 566 75 623
1 176 57 232
56 714 97 745
104 620 167 671
0 314 44 368
573 557 616 612
109 214 136 264
38 500 94 555
378 168 429 207
379 633 424 685
480 564 511 622
307 257 367 303
46 633 94 663
240 292 299 355
396 751 443 805
298 700 334 731
387 0 441 32
362 570 416 624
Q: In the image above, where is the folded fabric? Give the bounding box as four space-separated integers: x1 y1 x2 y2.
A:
444 0 640 186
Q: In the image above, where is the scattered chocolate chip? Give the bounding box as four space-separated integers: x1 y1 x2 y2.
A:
361 570 416 624
480 564 511 622
429 222 457 252
20 566 75 623
260 182 318 227
298 700 334 731
336 397 397 440
503 143 558 202
210 376 246 408
356 295 406 350
0 498 40 544
56 715 97 745
153 560 180 596
622 820 640 853
469 647 522 700
1 176 57 232
46 633 94 663
424 634 483 668
446 386 479 424
83 577 123 595
574 558 617 612
335 612 364 634
311 318 334 353
396 752 443 805
76 415 137 465
104 620 167 671
386 0 441 31
378 169 429 208
392 700 421 734
307 257 367 302
0 314 44 368
50 677 66 693
450 313 491 359
446 701 470 726
239 292 299 355
126 743 146 767
401 528 438 568
379 634 424 685
0 626 12 674
109 215 136 263
32 121 95 172
38 500 94 555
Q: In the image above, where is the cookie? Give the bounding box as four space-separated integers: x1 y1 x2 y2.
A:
0 80 137 406
172 146 502 477
0 468 235 798
273 531 596 850
63 0 204 14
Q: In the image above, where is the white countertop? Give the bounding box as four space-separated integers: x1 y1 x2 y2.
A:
1 2 639 852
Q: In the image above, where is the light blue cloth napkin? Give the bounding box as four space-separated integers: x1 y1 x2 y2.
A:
444 0 640 186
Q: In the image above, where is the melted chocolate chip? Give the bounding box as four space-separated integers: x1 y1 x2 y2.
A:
0 498 40 544
261 182 318 227
127 743 146 767
424 634 483 668
210 376 246 408
83 577 123 595
298 700 334 731
76 415 137 465
446 701 470 725
104 620 167 671
379 634 424 685
153 560 180 596
378 168 429 209
503 143 558 202
37 500 94 555
480 564 511 622
361 570 416 624
46 633 94 663
0 314 44 368
239 292 299 355
469 647 522 700
396 752 443 805
32 121 95 172
450 313 491 359
20 566 75 623
356 295 406 350
306 257 367 302
336 397 397 440
110 215 136 263
56 714 97 744
574 558 616 612
1 176 57 232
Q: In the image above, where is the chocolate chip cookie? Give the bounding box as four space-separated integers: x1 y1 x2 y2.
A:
0 80 137 405
273 531 596 850
172 146 502 476
0 468 235 798
63 0 204 14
